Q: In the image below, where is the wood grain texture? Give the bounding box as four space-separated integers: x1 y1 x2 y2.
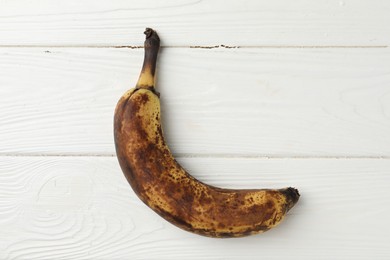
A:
0 48 389 156
2 1 389 259
0 156 389 259
0 0 389 46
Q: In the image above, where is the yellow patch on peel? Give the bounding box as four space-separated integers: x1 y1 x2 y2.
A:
137 70 154 87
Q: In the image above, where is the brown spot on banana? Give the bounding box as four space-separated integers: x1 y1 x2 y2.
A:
114 28 300 238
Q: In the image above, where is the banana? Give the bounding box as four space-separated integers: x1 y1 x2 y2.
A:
114 28 300 238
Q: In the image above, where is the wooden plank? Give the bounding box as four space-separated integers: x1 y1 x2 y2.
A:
0 0 389 46
1 47 390 156
0 156 389 259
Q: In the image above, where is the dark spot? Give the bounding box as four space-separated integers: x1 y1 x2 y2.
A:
200 193 212 205
217 232 235 238
248 204 259 213
217 222 226 229
231 202 239 209
139 93 150 105
240 230 253 237
255 225 270 232
181 188 194 204
262 211 274 222
266 200 274 209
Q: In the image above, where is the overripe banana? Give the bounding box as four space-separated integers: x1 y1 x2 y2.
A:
114 28 300 238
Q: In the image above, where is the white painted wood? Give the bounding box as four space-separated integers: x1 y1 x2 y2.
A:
2 0 389 259
0 156 389 259
0 0 389 46
0 48 389 156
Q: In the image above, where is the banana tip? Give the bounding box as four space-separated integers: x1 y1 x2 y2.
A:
281 187 300 212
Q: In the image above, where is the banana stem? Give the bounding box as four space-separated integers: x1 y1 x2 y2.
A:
136 28 160 88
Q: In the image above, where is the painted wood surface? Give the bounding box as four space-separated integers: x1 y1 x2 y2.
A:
1 0 390 259
0 48 389 157
1 156 389 259
0 0 389 46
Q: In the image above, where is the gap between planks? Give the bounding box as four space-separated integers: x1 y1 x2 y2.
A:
0 45 387 49
1 153 390 160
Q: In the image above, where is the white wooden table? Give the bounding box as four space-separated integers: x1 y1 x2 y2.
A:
1 1 389 259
